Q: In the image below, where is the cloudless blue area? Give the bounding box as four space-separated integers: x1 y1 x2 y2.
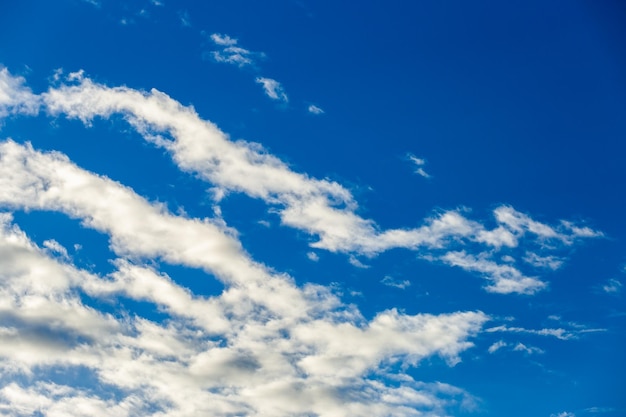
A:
0 1 625 416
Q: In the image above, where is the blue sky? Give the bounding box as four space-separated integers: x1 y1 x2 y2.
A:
0 1 624 416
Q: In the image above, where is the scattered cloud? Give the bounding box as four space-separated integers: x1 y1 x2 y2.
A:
42 239 70 259
439 250 546 295
487 340 507 353
308 104 324 114
551 412 575 417
485 324 605 340
348 255 369 269
307 251 320 262
602 278 622 294
206 33 261 68
523 252 564 270
0 67 40 118
381 275 411 289
512 342 544 355
256 77 289 102
407 154 431 178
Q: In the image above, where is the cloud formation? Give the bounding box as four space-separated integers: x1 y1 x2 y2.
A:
207 33 260 68
0 68 603 296
0 64 609 416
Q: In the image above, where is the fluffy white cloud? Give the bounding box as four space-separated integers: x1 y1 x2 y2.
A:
0 67 40 118
0 140 488 416
256 77 289 102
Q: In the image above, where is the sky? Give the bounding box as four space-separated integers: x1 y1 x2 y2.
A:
0 1 625 416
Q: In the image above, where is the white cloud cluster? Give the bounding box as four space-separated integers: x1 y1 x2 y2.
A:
208 33 258 67
0 65 607 416
206 33 296 105
0 150 487 415
0 68 602 295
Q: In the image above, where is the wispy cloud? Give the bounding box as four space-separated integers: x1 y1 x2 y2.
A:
485 324 605 340
308 104 324 114
512 342 544 355
307 251 320 262
439 250 546 295
407 154 431 178
523 252 564 270
381 275 411 289
602 278 622 294
0 67 40 117
206 33 260 68
487 340 507 353
256 77 288 102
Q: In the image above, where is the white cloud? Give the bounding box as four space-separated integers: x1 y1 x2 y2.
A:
485 324 605 340
207 33 260 68
0 67 40 118
42 239 70 259
0 140 489 416
308 104 324 114
210 33 237 46
602 278 622 294
1 69 603 298
381 275 411 289
256 77 289 102
307 251 320 261
487 340 506 353
523 252 564 270
407 154 431 178
348 255 369 269
550 412 575 417
512 342 544 355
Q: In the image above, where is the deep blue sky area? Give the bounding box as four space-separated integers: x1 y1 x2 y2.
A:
0 1 624 417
